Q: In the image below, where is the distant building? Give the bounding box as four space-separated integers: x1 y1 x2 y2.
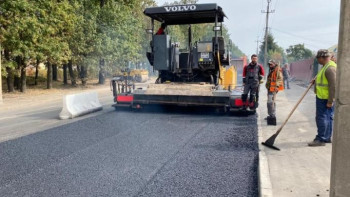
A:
288 44 338 85
289 58 315 83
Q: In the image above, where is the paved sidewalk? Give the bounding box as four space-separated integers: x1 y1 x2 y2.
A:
259 82 332 197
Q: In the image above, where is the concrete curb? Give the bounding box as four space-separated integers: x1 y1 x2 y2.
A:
257 110 273 197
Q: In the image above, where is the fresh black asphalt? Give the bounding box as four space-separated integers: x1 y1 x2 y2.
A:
0 107 259 197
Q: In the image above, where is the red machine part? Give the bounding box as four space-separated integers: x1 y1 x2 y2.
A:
234 98 252 107
234 98 244 106
116 95 134 103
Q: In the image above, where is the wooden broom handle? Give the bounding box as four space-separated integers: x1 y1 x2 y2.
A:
275 79 315 135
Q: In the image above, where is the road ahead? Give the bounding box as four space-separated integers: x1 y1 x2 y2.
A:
0 93 259 197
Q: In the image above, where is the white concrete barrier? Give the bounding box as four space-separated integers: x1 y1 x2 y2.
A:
59 92 103 120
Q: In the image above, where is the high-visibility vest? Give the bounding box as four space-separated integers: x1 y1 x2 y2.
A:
268 66 284 92
316 61 337 99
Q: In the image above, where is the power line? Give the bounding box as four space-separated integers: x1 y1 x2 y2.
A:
271 27 335 45
270 0 279 28
295 31 338 37
257 0 265 38
269 29 329 49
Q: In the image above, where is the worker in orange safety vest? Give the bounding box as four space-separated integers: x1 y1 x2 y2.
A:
265 60 284 125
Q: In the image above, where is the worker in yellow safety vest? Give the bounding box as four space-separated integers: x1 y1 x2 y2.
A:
308 49 337 147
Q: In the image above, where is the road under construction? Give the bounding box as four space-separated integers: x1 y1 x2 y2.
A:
0 1 349 197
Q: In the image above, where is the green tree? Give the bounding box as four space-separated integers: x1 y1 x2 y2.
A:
37 0 77 89
286 44 313 62
259 33 286 67
269 50 283 65
66 0 98 86
74 0 153 85
0 0 39 92
0 0 77 90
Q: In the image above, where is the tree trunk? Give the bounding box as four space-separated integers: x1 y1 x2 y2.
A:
76 65 81 75
35 59 39 85
80 65 87 86
98 58 105 84
68 60 76 86
14 57 21 90
63 64 68 85
52 64 58 81
14 75 20 90
47 62 52 89
20 65 26 92
100 0 106 7
6 67 14 92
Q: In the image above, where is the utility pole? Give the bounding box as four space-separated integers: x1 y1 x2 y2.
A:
262 0 274 70
255 37 260 55
330 0 350 196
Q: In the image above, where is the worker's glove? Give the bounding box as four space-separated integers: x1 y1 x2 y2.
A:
259 80 264 84
242 78 246 84
310 79 315 85
326 102 334 108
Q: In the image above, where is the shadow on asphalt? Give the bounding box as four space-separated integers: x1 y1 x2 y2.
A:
193 142 258 152
272 141 312 150
114 105 257 117
25 110 62 120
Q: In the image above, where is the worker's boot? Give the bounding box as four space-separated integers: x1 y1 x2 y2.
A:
308 139 326 147
241 104 248 111
267 116 277 126
241 94 248 111
249 96 256 110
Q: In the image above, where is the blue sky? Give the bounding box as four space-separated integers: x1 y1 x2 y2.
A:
154 0 341 56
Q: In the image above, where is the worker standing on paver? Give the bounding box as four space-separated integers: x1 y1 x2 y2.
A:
308 50 337 146
282 64 291 89
156 23 167 35
241 54 265 110
265 60 284 125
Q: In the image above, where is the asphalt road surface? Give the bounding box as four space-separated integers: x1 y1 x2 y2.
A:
0 100 259 196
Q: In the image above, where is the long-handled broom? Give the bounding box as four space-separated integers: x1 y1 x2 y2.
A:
262 80 315 151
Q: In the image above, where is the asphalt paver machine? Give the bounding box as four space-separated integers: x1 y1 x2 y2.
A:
111 3 255 113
